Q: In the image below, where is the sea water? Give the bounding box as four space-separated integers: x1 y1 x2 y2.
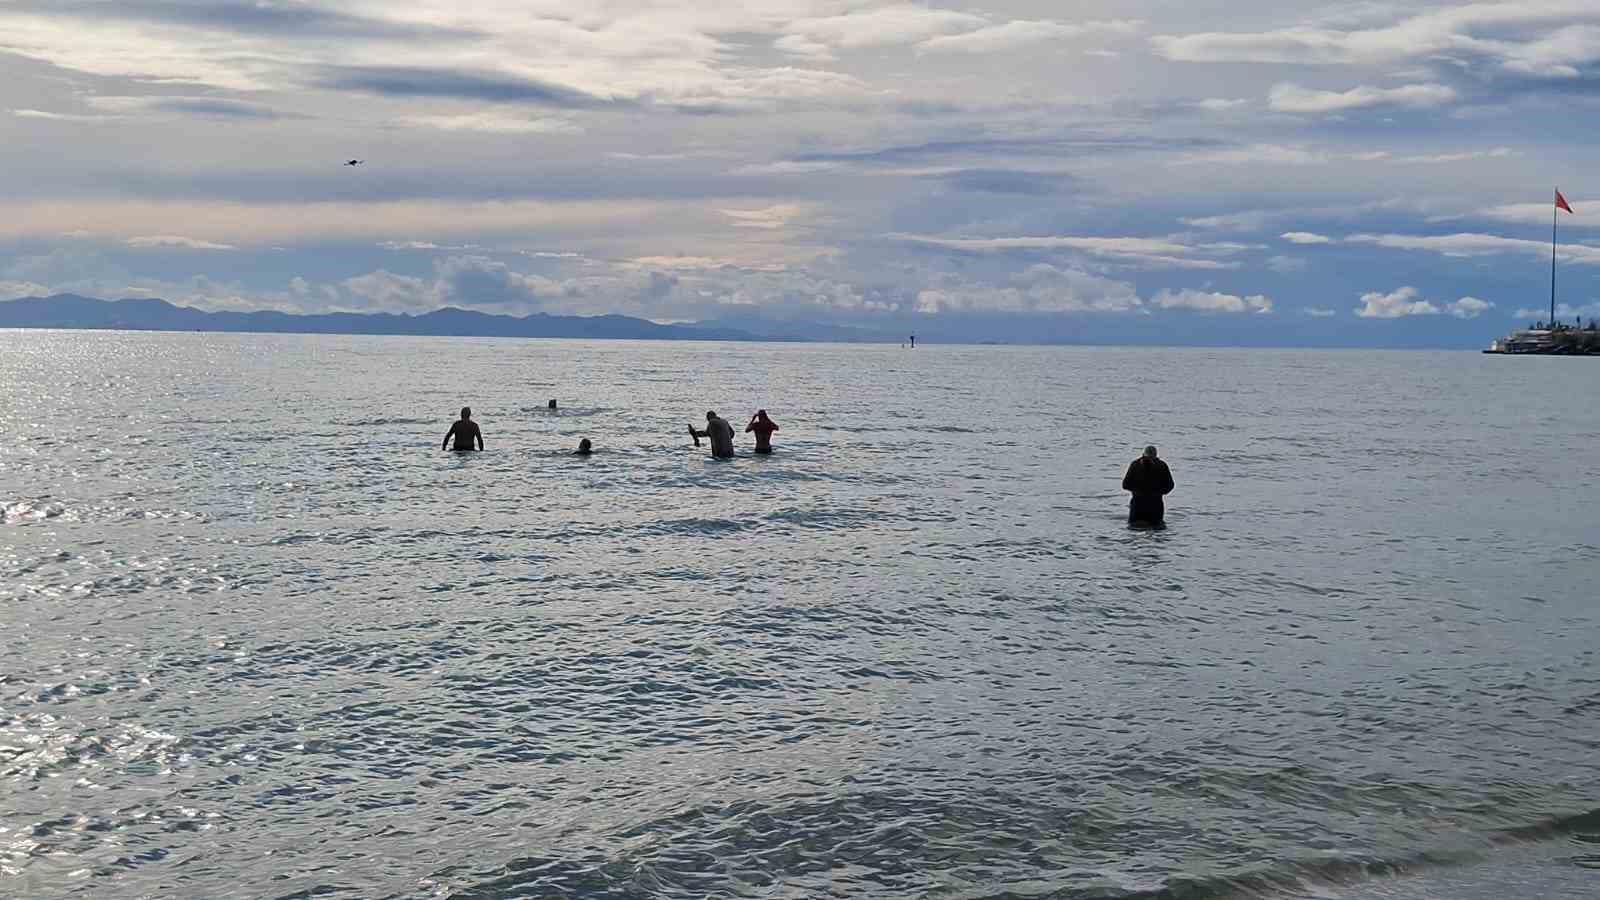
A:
3 330 1598 899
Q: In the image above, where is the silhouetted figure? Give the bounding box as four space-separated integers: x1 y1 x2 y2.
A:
574 438 592 455
746 410 780 454
1122 445 1174 528
345 159 363 166
443 406 483 452
910 334 916 348
689 411 735 459
548 399 557 411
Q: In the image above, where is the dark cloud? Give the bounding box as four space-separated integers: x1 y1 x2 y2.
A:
19 0 482 41
313 66 621 109
148 97 297 120
934 169 1078 195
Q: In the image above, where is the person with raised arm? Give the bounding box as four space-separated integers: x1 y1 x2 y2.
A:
746 409 780 454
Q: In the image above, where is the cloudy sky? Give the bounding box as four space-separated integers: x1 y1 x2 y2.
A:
3 0 1600 345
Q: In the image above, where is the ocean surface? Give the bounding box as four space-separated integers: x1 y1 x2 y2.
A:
3 330 1599 900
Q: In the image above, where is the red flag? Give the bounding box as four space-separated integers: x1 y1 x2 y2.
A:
1556 190 1573 213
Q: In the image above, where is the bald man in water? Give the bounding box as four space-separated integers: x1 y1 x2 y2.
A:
689 411 735 459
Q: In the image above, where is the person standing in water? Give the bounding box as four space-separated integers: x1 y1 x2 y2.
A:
442 406 483 452
910 334 916 348
746 410 780 454
689 411 735 459
1122 445 1174 528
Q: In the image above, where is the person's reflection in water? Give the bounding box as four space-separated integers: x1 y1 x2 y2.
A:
442 406 483 452
1122 445 1174 528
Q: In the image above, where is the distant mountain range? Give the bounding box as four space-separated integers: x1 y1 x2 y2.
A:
0 294 890 343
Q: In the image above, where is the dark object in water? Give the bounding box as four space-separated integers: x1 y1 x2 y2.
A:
1122 447 1174 528
443 406 483 451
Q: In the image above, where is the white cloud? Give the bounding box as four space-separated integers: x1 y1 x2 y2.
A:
914 264 1141 314
1390 148 1515 164
1182 144 1515 168
1196 97 1249 111
918 19 1141 54
341 269 443 313
1282 232 1333 244
10 108 118 122
396 113 582 135
1183 211 1276 231
0 279 50 299
0 197 675 244
891 233 1241 269
1512 302 1600 318
1267 82 1457 113
1470 198 1599 226
783 5 986 52
1356 286 1439 318
1266 255 1308 273
1305 307 1338 317
718 203 813 230
1151 289 1273 313
772 34 835 61
125 235 238 250
1450 296 1494 319
1153 2 1600 74
1347 232 1600 265
626 255 788 272
1180 143 1332 166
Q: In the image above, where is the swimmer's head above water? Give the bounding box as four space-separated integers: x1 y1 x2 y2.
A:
577 438 592 453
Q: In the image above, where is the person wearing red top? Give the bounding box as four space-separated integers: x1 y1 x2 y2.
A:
746 409 779 454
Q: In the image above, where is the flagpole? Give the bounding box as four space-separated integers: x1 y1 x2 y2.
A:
1552 187 1559 327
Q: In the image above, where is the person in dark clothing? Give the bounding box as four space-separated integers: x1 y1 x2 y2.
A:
689 411 735 459
1122 445 1174 528
574 438 592 455
746 409 779 454
442 406 483 451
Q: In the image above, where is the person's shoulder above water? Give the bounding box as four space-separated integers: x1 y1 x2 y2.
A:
443 405 484 451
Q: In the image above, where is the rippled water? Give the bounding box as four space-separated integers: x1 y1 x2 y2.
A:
3 330 1599 899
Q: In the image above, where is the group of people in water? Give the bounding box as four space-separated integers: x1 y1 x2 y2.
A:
690 410 779 458
440 406 782 460
442 406 1175 528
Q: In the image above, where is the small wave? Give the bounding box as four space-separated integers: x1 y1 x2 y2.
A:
4 499 67 523
3 499 206 526
517 406 613 418
340 416 436 426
